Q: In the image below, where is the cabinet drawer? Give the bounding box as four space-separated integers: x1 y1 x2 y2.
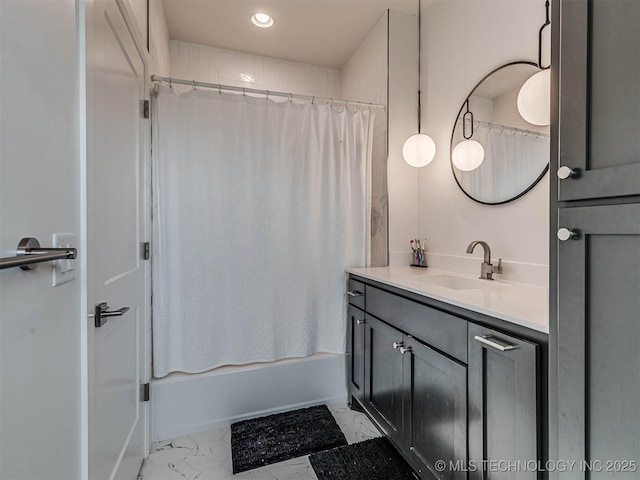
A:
347 278 365 310
366 286 467 363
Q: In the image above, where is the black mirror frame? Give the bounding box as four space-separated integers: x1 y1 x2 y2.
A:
449 60 550 206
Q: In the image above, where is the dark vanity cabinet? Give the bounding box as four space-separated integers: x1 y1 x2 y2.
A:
402 335 467 480
346 304 366 405
553 1 640 477
363 315 405 446
468 324 538 480
364 314 467 480
346 279 366 406
555 204 640 479
347 277 545 480
558 0 640 201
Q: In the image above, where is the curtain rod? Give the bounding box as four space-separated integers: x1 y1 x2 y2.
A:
151 75 385 110
457 118 549 139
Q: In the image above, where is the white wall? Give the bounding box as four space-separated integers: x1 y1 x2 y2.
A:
388 11 420 266
128 0 147 43
0 1 81 478
419 0 549 281
149 0 170 77
170 40 341 97
341 13 387 106
341 13 388 266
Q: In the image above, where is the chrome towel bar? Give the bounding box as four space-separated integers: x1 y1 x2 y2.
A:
0 237 77 271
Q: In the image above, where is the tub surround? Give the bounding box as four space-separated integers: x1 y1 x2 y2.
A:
347 265 548 333
151 354 347 442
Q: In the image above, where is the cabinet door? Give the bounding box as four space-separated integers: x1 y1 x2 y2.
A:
468 324 538 480
347 304 366 406
558 0 640 201
557 204 640 480
403 337 467 480
364 314 405 446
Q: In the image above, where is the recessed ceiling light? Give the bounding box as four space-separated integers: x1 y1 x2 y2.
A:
251 13 273 28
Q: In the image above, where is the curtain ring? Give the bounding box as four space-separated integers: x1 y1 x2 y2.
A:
288 92 293 102
169 78 172 88
345 100 349 110
330 98 334 107
192 80 197 91
311 96 315 105
369 103 372 111
242 87 246 96
266 90 270 100
218 84 222 94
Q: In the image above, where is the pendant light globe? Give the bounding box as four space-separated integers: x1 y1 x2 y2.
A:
452 139 485 171
517 69 551 126
403 133 436 168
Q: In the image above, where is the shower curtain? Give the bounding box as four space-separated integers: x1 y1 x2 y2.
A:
152 85 373 377
453 122 549 201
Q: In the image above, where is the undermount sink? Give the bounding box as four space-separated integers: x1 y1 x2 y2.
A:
409 274 509 291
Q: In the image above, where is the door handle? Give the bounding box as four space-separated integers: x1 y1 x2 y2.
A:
347 290 364 297
95 302 130 328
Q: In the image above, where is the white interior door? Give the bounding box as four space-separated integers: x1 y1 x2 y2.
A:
87 0 150 478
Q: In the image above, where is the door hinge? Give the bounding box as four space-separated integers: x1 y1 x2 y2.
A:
142 99 150 119
141 241 150 260
141 383 150 402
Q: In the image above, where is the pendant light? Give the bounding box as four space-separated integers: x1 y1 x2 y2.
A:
402 0 436 168
452 100 485 171
517 0 551 126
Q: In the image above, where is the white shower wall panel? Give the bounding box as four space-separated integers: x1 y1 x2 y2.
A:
169 40 342 98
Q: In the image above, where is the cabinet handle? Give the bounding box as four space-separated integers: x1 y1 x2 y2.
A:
399 346 412 355
557 166 578 179
356 319 366 325
557 228 581 241
347 290 364 297
474 335 519 352
392 341 404 350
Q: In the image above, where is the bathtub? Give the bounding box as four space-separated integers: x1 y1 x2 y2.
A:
150 353 348 441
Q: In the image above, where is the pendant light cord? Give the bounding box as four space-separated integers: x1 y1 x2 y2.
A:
417 0 422 133
538 0 551 69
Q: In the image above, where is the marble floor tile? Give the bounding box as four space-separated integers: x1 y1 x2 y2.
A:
138 403 381 480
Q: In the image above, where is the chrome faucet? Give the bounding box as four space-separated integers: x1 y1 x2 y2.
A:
466 241 502 280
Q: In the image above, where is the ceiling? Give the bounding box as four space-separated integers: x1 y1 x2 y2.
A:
161 0 417 69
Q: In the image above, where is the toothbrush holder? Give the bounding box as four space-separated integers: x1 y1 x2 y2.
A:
411 252 428 268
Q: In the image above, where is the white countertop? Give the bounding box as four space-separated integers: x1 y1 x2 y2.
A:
347 266 549 334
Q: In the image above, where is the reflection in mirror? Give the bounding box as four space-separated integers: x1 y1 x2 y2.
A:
450 62 549 205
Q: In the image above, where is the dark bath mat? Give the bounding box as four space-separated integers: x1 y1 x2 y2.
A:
309 437 417 480
230 404 347 474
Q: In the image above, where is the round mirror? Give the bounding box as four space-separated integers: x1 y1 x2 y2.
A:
450 61 549 205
